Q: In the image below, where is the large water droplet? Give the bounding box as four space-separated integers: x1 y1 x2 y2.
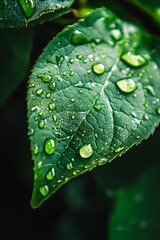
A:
44 138 56 155
46 167 55 180
116 78 136 93
39 185 49 197
79 144 93 158
19 0 36 18
92 63 105 75
38 74 52 83
121 51 147 67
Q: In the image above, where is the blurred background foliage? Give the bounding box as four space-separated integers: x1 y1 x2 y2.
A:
0 0 160 239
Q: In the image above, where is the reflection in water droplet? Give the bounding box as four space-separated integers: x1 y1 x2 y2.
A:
92 63 105 75
19 0 36 18
121 51 147 67
79 144 93 158
46 167 55 180
38 74 52 83
116 78 136 93
39 185 49 197
70 98 75 103
44 138 56 155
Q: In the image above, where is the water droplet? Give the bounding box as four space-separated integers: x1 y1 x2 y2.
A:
79 144 93 158
69 59 74 64
38 120 45 129
157 106 160 115
92 63 105 75
39 185 49 197
116 78 136 93
70 98 75 103
111 29 122 41
49 81 56 91
19 0 36 18
115 146 124 153
28 83 35 88
46 167 55 180
28 127 34 136
66 163 73 170
71 30 89 44
38 74 52 83
36 89 43 95
121 51 147 67
76 54 82 59
48 103 55 110
56 55 64 67
44 138 56 155
33 144 39 155
37 161 43 169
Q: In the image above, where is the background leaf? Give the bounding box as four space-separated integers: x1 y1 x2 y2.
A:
27 7 160 208
109 163 160 240
0 28 33 104
0 0 74 28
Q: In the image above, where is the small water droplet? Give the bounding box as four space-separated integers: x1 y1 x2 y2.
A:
71 30 89 44
46 167 55 180
93 103 101 111
33 144 39 155
157 106 160 115
28 83 35 88
49 81 56 91
19 0 36 18
76 54 82 59
56 55 64 67
66 163 73 170
115 146 124 153
48 103 55 110
28 127 34 136
79 144 93 158
36 89 43 95
39 185 49 197
44 138 56 155
70 98 75 103
92 63 105 75
111 29 122 41
38 120 45 129
38 73 52 83
116 78 136 93
121 51 147 67
69 59 74 64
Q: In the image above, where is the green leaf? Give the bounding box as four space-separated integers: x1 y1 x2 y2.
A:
0 0 74 28
0 28 33 104
109 163 160 240
27 7 160 208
